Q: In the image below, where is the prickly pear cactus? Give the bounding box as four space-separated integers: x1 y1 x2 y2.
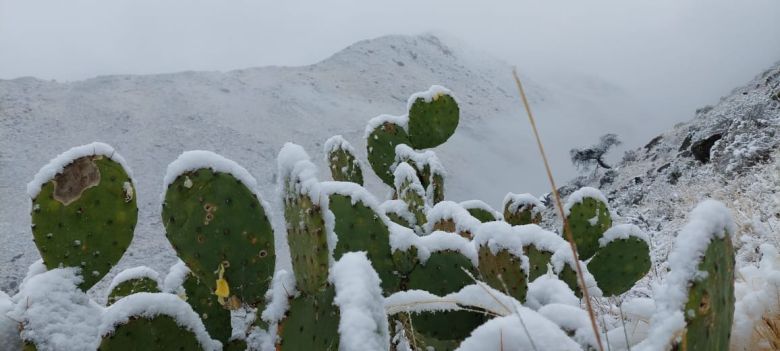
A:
524 245 554 283
106 266 161 306
460 200 500 223
326 187 400 293
586 225 651 296
407 245 485 343
366 118 410 186
393 163 427 231
503 193 543 226
394 144 445 205
680 224 735 350
477 246 528 302
406 86 459 149
30 144 137 291
324 135 364 185
564 188 612 260
182 272 232 344
100 315 204 350
162 152 275 308
278 286 340 350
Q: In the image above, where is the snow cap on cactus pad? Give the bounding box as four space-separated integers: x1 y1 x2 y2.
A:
515 224 568 282
99 292 220 351
331 252 390 351
406 85 459 149
393 162 427 231
162 150 275 308
324 135 364 185
460 199 502 222
563 187 612 260
278 143 333 295
637 200 735 351
380 199 415 228
472 221 530 301
502 192 545 225
365 114 410 186
393 144 446 204
106 266 161 305
320 181 400 293
29 142 137 291
587 224 652 296
424 200 481 238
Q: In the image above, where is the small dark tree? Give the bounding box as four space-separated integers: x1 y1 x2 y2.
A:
570 133 621 172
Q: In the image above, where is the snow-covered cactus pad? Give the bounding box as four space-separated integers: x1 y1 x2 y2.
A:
425 201 482 239
278 286 340 350
459 200 501 223
28 142 137 291
406 232 485 344
322 182 400 293
106 266 161 306
502 192 543 226
394 144 446 205
637 201 736 351
393 162 427 232
99 293 219 351
406 85 459 149
586 224 651 296
563 187 612 260
474 222 529 302
162 151 275 308
278 143 331 295
324 135 364 185
365 115 410 186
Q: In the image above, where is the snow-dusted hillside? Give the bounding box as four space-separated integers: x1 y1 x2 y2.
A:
0 34 640 293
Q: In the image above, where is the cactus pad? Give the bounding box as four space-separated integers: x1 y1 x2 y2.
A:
324 136 364 185
587 237 651 296
182 272 232 344
31 155 137 291
466 208 498 223
278 286 339 350
502 193 543 226
477 246 528 302
107 277 160 305
366 121 410 186
406 87 459 149
99 315 204 350
163 167 275 308
565 195 612 260
284 191 330 295
524 245 554 283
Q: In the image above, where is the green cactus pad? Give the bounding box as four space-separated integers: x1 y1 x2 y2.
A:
407 250 485 341
502 193 543 226
391 245 419 280
99 315 205 350
524 245 554 284
477 246 528 302
564 193 612 260
324 136 364 185
587 237 651 296
163 167 275 308
284 191 330 295
182 272 232 343
466 208 498 223
278 286 339 350
504 205 542 226
327 192 400 293
107 278 160 306
394 145 445 205
681 235 735 350
394 164 427 231
366 121 410 186
31 155 137 291
406 87 459 149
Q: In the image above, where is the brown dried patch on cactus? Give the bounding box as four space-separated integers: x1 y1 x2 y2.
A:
53 156 101 205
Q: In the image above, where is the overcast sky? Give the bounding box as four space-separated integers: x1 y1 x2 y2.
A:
1 0 779 154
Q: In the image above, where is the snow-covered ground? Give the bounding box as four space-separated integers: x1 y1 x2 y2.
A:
0 34 646 294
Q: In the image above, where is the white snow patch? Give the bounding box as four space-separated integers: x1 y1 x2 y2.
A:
162 150 260 202
101 292 220 350
0 290 21 350
538 303 598 348
364 114 409 138
525 274 579 310
418 231 477 266
424 201 482 236
459 199 502 220
406 85 455 111
393 144 447 178
331 252 390 351
380 199 416 226
502 192 545 215
732 243 780 349
323 135 356 155
27 142 133 198
260 269 296 325
105 266 161 299
162 260 190 295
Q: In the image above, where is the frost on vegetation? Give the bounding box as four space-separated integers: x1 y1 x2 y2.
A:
637 200 735 351
456 306 582 351
525 274 579 310
503 192 545 214
732 244 780 350
8 268 102 351
331 252 390 351
27 142 133 198
101 293 220 351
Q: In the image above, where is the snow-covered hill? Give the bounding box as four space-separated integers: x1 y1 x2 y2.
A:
0 34 644 294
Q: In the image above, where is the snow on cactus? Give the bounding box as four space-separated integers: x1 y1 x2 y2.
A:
324 135 364 185
459 199 501 223
424 200 481 239
502 192 544 225
405 85 459 149
28 142 138 291
563 186 612 260
393 162 428 232
365 114 410 186
587 224 652 296
162 150 276 309
105 266 162 305
393 144 447 204
472 221 530 302
331 252 390 351
637 200 736 351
